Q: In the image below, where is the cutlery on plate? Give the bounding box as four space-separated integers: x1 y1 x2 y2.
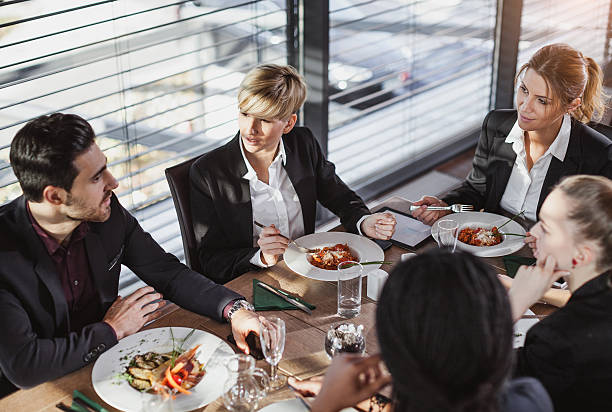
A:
256 282 312 315
409 204 474 213
253 221 317 253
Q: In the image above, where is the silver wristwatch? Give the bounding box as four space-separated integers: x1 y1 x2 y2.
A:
226 299 255 322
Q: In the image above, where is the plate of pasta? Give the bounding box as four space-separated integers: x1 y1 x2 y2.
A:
431 212 527 257
283 232 384 281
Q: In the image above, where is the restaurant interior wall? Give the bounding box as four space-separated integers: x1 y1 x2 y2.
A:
1 0 610 294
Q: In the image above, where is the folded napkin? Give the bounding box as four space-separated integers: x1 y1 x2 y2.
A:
503 256 536 278
252 279 316 311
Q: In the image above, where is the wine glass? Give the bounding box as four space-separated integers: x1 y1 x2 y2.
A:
437 219 458 252
259 317 286 390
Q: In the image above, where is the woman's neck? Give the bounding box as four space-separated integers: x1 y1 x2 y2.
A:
564 262 602 293
524 114 564 148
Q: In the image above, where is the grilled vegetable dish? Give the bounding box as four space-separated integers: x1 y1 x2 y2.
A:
125 345 205 394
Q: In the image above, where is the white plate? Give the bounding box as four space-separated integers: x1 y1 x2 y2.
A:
92 327 234 412
259 399 358 412
514 309 539 348
283 232 384 281
431 212 527 257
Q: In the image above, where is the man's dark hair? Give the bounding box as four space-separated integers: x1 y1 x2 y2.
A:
9 113 96 202
377 249 513 412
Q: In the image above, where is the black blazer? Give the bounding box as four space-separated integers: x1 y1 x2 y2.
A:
515 272 612 412
190 127 370 283
0 195 241 389
443 110 612 215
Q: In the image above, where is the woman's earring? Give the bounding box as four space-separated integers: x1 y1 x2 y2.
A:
572 258 578 268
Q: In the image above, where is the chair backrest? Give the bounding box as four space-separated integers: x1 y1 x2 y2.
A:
165 156 202 274
588 121 612 140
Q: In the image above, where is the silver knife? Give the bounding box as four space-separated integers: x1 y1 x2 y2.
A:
257 282 312 315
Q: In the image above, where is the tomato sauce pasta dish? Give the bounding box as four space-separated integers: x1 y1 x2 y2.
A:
308 243 357 270
458 227 503 247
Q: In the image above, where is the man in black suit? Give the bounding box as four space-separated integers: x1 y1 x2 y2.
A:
0 113 260 393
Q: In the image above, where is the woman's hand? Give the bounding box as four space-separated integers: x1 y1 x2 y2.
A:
508 255 569 322
257 224 289 266
306 354 391 412
361 212 396 240
410 196 451 226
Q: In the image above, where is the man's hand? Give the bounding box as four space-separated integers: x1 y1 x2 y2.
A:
308 354 391 412
361 212 396 240
103 286 165 340
508 256 569 322
230 309 262 355
524 231 537 254
257 224 289 266
410 196 450 226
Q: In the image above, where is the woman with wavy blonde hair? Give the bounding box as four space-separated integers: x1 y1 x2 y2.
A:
413 43 612 225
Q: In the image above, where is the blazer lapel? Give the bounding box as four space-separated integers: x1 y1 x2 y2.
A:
283 136 315 233
84 231 116 308
16 198 69 331
226 134 255 243
537 126 581 213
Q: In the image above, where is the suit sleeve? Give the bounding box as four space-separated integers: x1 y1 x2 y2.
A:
442 110 495 210
189 164 260 284
514 323 575 400
117 199 242 317
0 287 117 388
308 129 370 232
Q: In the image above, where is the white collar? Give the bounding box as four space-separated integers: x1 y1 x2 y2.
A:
239 136 287 180
505 114 571 161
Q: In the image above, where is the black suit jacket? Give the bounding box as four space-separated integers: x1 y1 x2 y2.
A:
0 194 241 389
443 110 612 214
515 272 612 412
190 127 370 283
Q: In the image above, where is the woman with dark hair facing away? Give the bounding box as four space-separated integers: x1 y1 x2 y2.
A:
503 175 612 412
289 249 552 412
413 43 612 226
189 64 395 283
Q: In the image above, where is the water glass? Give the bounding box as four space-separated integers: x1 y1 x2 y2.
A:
437 219 458 252
259 317 286 390
337 261 363 318
141 391 175 412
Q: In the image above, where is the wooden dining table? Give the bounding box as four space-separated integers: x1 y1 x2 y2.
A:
0 196 554 412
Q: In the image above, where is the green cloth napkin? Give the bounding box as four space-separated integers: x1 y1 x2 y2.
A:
503 256 536 278
252 279 316 311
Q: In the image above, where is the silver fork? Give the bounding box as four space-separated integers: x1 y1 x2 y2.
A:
409 204 474 213
253 221 317 253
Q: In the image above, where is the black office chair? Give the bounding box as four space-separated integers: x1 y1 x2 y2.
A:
165 156 202 274
588 121 612 140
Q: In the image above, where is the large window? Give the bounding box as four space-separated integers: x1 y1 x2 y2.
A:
327 0 497 187
0 0 290 293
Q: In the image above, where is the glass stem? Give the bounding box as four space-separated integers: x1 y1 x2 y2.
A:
270 362 278 381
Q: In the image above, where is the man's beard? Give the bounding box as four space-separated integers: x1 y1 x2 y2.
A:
65 191 112 222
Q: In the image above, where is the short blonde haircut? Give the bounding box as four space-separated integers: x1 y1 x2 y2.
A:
238 64 307 120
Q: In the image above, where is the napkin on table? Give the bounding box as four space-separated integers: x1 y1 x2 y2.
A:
503 256 536 278
252 279 316 311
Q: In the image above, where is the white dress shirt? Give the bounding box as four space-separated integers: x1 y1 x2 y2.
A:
239 138 305 267
499 114 571 221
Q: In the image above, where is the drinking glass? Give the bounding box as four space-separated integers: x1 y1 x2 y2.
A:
259 317 286 390
437 219 458 252
337 261 363 318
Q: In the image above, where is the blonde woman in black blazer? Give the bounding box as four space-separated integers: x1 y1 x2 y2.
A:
190 65 396 283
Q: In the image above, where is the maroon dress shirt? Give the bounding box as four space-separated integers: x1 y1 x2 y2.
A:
28 207 104 333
